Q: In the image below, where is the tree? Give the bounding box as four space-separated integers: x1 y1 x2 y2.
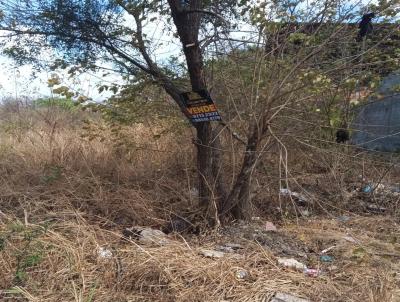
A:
0 0 399 223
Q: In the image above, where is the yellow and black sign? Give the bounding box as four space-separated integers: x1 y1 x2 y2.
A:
181 90 221 123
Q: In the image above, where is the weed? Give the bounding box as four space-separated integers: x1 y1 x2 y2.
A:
41 165 63 184
0 222 47 284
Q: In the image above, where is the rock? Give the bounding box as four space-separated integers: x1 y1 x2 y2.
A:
139 228 170 245
271 292 310 302
123 227 170 245
277 257 307 271
199 249 225 258
216 243 244 253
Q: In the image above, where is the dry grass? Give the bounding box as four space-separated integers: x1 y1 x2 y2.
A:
0 105 399 301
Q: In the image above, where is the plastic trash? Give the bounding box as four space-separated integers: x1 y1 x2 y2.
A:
271 292 310 302
277 258 307 271
321 246 336 254
216 243 244 253
279 188 309 205
123 227 170 245
299 209 310 217
97 247 112 259
362 185 373 193
235 269 248 280
265 221 277 232
320 255 333 262
303 268 321 277
199 249 225 258
364 202 386 213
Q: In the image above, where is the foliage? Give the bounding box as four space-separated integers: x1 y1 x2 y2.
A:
34 97 80 111
1 0 400 220
0 222 48 284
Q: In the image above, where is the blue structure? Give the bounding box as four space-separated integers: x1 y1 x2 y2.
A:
351 72 400 152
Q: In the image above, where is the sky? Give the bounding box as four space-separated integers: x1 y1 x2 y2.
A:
0 0 376 102
0 55 121 102
0 6 181 102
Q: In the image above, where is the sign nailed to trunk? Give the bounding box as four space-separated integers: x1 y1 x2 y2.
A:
181 90 222 123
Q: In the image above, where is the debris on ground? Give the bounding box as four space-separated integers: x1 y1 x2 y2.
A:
321 246 335 254
163 216 198 234
199 249 225 258
265 221 278 231
299 209 311 217
97 246 113 259
277 257 307 271
362 185 373 193
279 188 310 205
122 227 171 245
361 201 387 213
271 292 310 302
235 269 248 280
343 235 358 244
216 243 244 253
223 221 309 258
320 255 333 262
303 268 322 277
337 215 350 223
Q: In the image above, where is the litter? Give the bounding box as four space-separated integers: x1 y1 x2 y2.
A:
299 209 310 217
279 188 309 205
321 246 336 254
320 255 333 262
265 221 277 232
277 258 307 271
303 268 321 277
216 243 244 253
362 185 373 193
362 202 386 213
122 227 171 245
199 249 225 258
271 292 310 302
97 247 112 259
235 269 248 280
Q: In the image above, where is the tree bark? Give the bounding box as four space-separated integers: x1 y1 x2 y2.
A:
168 0 227 222
221 123 261 220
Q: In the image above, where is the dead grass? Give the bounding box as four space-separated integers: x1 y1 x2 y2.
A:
0 106 399 301
0 209 399 301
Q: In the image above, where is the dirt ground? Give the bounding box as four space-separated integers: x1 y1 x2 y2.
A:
0 211 399 302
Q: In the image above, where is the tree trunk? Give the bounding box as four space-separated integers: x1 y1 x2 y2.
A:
221 124 260 220
168 0 227 222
